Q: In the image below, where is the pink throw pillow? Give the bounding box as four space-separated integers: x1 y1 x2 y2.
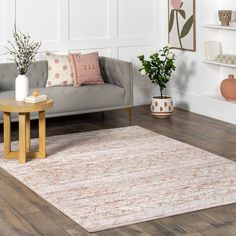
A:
68 52 104 87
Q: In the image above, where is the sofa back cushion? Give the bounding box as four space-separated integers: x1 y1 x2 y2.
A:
0 61 48 91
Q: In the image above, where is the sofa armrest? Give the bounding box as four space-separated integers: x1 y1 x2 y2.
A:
99 56 133 106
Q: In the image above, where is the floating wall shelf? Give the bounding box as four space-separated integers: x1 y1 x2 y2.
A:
203 60 236 69
204 24 236 31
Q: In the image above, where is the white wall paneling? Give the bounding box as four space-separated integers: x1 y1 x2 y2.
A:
69 0 109 40
59 0 69 42
69 48 110 57
118 45 157 105
0 0 5 42
0 0 16 63
0 0 6 59
15 0 60 42
1 0 159 105
118 0 155 38
4 0 15 40
117 0 159 105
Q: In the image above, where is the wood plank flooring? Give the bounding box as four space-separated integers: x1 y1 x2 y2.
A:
0 106 236 236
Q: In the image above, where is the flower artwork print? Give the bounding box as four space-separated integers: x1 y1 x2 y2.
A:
168 0 196 51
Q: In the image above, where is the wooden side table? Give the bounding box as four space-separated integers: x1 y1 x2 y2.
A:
0 98 53 163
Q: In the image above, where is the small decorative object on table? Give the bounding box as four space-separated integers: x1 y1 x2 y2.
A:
25 90 47 104
32 89 40 97
220 74 236 101
6 28 41 102
218 10 232 26
138 46 176 118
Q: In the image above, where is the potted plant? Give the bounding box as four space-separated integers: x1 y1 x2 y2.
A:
6 28 41 101
138 46 176 118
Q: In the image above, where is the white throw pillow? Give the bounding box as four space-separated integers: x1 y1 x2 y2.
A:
46 52 73 87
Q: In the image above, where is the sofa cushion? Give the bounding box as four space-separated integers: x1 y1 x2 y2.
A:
69 52 104 87
46 53 73 87
0 83 125 118
0 61 48 91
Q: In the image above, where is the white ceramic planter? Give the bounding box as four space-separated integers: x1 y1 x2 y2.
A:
15 74 29 102
151 96 174 118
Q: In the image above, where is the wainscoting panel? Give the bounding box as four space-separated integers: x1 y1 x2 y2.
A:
0 0 4 42
118 45 157 105
15 0 60 42
118 45 156 88
59 0 69 42
69 48 110 57
69 0 109 40
118 0 155 38
4 0 15 41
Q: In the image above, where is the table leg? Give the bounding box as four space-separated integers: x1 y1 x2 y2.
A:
26 113 31 152
3 112 11 158
39 111 46 158
19 113 26 164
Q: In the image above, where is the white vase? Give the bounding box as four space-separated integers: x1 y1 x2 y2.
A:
150 96 174 118
15 74 29 102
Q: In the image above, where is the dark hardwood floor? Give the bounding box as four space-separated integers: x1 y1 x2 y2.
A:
0 106 236 236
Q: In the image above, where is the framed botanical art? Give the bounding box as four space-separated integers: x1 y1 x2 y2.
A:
168 0 196 51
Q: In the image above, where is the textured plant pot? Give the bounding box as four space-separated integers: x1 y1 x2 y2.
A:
220 74 236 101
15 74 29 101
151 96 174 118
218 10 232 26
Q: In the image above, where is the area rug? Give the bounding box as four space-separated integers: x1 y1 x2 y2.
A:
0 126 236 232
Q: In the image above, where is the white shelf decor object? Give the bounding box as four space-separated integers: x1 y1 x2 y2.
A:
204 41 222 61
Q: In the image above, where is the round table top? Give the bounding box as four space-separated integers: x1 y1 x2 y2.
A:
0 98 53 113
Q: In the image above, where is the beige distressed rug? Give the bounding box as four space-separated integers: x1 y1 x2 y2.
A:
0 126 236 232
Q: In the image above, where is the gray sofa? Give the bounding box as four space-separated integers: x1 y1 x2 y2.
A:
0 56 133 122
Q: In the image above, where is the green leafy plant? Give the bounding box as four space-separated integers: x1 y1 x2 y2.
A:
169 0 194 49
138 46 176 98
6 28 41 75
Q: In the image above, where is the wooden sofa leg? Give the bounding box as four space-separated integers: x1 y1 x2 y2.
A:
126 107 133 123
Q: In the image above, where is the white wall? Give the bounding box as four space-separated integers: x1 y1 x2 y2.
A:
1 0 235 124
0 0 160 106
159 0 236 124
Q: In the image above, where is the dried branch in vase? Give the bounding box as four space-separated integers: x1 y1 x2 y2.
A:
6 29 41 75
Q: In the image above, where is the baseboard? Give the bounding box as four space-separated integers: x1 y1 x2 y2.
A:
133 86 236 124
168 88 236 125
